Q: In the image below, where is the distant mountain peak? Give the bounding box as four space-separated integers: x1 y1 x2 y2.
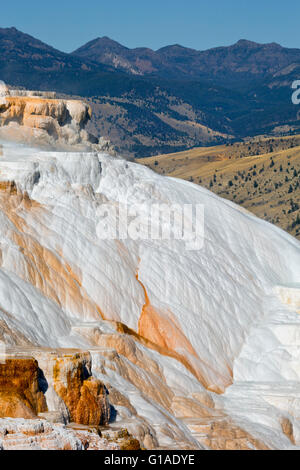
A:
0 26 62 53
97 36 124 46
157 43 196 54
234 39 259 47
234 39 283 50
1 26 18 32
73 36 128 55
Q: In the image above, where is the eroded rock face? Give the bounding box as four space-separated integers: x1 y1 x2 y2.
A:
0 357 47 419
0 352 110 428
0 88 113 153
53 353 110 426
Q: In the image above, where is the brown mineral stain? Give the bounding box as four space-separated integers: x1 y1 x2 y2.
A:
53 354 110 426
0 187 105 321
135 271 232 394
0 96 92 127
93 332 175 411
281 417 295 445
0 357 47 419
0 181 18 195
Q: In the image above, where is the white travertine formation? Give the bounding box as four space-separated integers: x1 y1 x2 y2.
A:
0 88 113 153
0 141 299 449
0 418 125 450
0 81 10 98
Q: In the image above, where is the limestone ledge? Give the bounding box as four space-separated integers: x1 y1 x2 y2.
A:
0 84 114 153
0 418 140 450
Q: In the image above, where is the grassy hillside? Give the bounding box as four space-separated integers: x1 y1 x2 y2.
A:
139 135 300 239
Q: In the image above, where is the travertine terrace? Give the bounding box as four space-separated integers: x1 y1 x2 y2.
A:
0 83 112 152
0 134 299 449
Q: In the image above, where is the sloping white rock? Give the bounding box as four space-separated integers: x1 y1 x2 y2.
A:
0 142 299 449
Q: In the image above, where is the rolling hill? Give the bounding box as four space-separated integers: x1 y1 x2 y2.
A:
140 135 300 239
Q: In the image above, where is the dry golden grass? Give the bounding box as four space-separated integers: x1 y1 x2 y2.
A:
139 135 300 240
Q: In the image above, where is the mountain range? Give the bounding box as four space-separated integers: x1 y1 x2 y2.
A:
1 27 300 156
73 36 300 82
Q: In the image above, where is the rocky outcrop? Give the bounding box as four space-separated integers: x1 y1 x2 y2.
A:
0 351 110 428
0 357 47 419
0 351 142 451
0 83 113 153
52 353 110 426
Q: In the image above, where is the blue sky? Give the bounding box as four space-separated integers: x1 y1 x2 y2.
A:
1 0 300 52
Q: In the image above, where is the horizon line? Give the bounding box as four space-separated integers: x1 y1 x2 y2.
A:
0 25 296 55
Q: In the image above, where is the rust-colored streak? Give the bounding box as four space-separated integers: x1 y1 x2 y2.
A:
135 271 232 394
0 187 105 321
0 181 18 195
